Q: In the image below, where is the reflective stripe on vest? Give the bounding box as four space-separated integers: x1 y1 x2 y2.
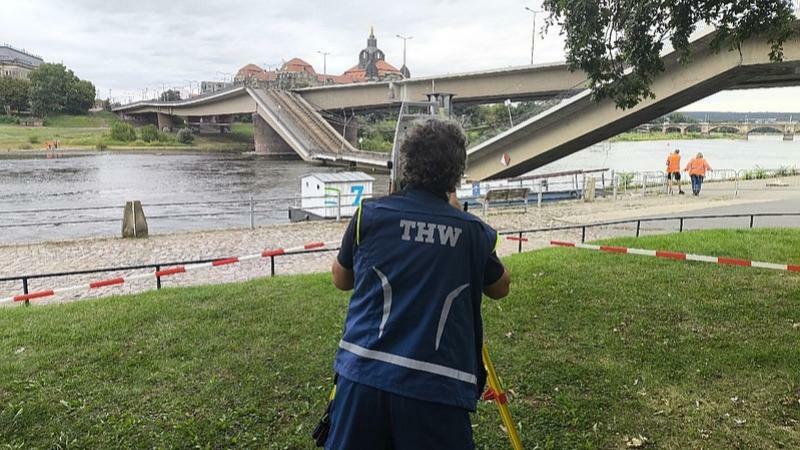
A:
339 340 478 385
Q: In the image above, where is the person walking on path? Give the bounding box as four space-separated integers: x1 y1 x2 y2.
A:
666 149 684 195
685 152 712 196
327 118 511 449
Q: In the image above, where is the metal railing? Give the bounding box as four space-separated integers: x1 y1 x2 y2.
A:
0 192 371 230
0 246 339 306
498 211 800 252
3 211 799 305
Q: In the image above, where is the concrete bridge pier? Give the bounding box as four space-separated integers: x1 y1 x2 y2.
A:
326 117 359 148
157 113 174 132
784 123 795 141
252 113 298 157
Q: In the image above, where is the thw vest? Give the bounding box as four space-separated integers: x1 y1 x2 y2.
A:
334 189 497 410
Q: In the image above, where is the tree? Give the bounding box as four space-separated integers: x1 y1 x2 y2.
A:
542 1 796 109
65 79 96 114
0 77 30 114
160 89 181 102
28 63 96 116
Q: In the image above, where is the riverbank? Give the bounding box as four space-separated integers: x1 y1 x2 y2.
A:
0 112 254 151
2 175 798 304
611 131 743 142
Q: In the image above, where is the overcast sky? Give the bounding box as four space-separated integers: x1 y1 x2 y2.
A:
2 0 799 112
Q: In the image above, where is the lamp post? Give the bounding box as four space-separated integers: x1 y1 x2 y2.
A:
317 51 330 75
396 34 413 72
524 6 542 65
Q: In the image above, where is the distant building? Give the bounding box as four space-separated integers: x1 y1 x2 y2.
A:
234 28 407 87
343 27 404 82
200 81 233 94
0 44 44 79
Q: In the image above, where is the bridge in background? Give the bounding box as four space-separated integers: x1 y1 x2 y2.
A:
114 22 800 179
639 121 797 140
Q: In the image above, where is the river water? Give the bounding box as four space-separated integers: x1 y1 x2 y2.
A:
0 135 797 244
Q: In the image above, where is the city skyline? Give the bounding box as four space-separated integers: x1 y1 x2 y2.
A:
2 0 799 111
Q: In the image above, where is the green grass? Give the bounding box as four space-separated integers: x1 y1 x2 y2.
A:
1 229 799 448
0 115 254 151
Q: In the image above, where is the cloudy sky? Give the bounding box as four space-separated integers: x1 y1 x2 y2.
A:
2 0 799 111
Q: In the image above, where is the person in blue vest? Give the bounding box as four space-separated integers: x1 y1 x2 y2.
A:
327 118 511 449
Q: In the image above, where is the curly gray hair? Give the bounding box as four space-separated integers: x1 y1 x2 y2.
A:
399 118 467 195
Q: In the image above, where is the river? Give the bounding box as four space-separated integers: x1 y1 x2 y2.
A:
0 135 797 244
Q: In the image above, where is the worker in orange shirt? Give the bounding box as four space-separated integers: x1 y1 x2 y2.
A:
685 152 712 196
665 149 684 195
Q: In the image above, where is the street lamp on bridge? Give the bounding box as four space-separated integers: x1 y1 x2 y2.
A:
396 34 413 78
524 6 543 65
317 50 331 76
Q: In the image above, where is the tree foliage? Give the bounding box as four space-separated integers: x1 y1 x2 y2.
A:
542 0 797 109
28 63 96 116
0 77 30 114
160 89 182 102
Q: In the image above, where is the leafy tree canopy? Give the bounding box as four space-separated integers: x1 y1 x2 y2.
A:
160 89 182 102
0 77 31 114
28 63 96 116
543 0 797 109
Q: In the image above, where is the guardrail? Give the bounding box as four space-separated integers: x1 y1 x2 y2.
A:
498 211 800 253
3 211 799 306
0 245 338 306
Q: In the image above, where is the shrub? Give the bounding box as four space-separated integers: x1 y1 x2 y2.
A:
28 135 40 144
0 115 19 125
18 143 33 150
110 122 137 142
140 124 159 143
176 128 194 144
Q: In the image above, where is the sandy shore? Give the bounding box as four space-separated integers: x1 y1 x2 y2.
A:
2 175 798 305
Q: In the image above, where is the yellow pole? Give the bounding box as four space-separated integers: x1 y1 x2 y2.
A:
482 343 523 450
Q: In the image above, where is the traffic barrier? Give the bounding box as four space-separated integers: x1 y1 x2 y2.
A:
0 240 339 306
551 240 800 273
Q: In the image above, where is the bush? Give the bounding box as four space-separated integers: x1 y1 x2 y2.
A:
28 135 40 144
18 143 33 150
0 115 19 125
140 124 159 143
110 122 137 142
176 128 194 144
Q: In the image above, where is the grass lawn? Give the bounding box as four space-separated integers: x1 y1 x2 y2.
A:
1 229 799 449
0 113 254 151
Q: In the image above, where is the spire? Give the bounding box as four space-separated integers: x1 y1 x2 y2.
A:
367 26 377 48
370 26 374 38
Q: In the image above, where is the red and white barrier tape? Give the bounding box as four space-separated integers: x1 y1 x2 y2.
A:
1 240 338 306
551 240 800 273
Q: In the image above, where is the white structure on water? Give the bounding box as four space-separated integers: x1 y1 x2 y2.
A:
301 172 374 218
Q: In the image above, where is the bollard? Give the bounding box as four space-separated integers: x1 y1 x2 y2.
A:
537 185 543 208
22 277 29 306
613 175 618 200
641 175 647 197
249 195 255 230
734 172 740 198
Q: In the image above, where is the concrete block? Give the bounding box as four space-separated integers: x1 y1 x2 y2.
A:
122 201 149 238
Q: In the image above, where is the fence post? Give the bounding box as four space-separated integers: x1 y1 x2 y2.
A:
581 226 586 243
734 171 740 198
613 174 618 200
636 220 641 237
155 265 162 290
518 232 523 253
270 255 276 276
337 190 342 221
249 195 255 230
22 277 29 306
537 184 543 208
750 215 754 229
641 175 647 197
679 217 684 233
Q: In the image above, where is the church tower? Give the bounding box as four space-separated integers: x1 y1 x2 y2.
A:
358 27 385 80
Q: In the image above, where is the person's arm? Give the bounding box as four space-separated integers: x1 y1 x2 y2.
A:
332 259 354 291
705 161 712 172
331 214 357 291
483 252 510 299
484 267 510 299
